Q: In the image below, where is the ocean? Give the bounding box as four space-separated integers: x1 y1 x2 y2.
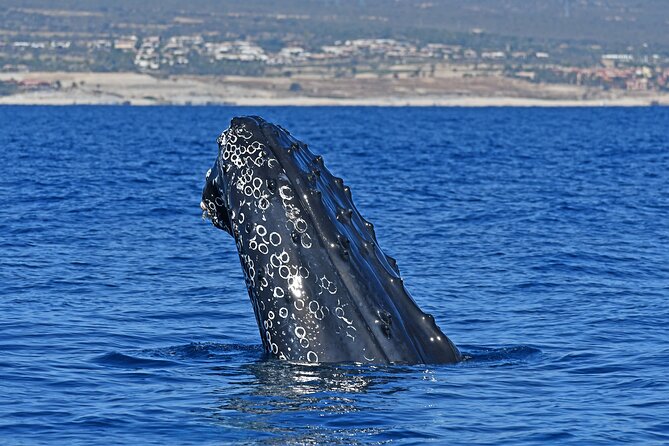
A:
1 106 668 445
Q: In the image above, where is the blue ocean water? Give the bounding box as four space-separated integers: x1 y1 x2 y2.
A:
1 106 668 445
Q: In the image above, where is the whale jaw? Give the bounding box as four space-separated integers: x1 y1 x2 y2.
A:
202 116 461 364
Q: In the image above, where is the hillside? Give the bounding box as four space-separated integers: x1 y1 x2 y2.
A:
1 0 668 50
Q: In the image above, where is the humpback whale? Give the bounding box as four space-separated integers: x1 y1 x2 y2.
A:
201 116 461 364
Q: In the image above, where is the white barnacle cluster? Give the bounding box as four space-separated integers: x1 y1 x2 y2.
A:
220 125 261 170
248 224 282 257
278 184 312 249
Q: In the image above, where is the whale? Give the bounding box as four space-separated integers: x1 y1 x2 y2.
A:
201 116 461 364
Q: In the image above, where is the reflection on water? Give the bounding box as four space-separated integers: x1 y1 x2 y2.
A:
201 344 538 444
210 359 419 445
242 361 399 396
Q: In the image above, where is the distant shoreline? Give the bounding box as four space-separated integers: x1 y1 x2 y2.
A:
2 71 668 107
2 99 666 108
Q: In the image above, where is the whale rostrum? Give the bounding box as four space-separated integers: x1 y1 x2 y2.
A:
202 116 461 364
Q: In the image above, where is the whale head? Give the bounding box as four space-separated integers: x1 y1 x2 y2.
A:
202 116 460 364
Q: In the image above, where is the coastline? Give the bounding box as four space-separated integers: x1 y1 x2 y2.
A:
1 71 668 107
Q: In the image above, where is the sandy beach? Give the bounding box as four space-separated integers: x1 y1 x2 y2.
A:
1 71 667 106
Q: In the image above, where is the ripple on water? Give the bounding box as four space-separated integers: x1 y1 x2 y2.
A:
93 352 182 369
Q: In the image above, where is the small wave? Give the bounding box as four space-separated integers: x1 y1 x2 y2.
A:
92 352 180 369
94 343 539 370
93 343 266 370
141 342 264 361
459 345 542 366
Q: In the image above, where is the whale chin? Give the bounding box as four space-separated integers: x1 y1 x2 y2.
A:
202 116 461 365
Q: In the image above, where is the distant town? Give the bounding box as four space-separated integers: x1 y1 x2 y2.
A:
2 31 669 98
2 1 669 105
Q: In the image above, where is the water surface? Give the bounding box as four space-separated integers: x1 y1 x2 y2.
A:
1 106 668 444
